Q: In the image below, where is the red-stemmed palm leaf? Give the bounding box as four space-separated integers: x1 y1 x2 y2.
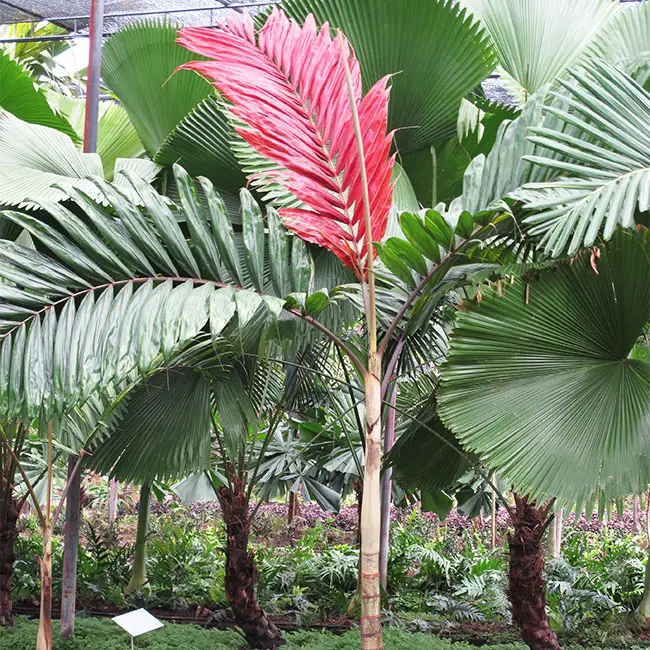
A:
177 8 395 279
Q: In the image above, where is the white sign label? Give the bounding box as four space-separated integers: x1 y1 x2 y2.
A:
112 609 164 638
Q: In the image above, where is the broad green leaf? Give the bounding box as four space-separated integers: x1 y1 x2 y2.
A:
438 229 650 506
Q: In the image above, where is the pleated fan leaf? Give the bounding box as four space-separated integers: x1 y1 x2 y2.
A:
438 228 650 506
177 8 395 279
102 20 244 193
283 0 495 153
460 0 617 97
513 60 650 256
594 0 650 89
88 367 212 483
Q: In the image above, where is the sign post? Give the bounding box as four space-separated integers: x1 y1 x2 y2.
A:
112 609 164 648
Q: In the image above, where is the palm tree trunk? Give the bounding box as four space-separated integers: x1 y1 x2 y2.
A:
287 491 299 524
126 482 151 595
359 367 382 650
633 495 641 535
379 384 396 591
217 475 283 649
636 549 650 627
61 457 82 638
36 529 53 650
508 495 561 650
0 492 18 627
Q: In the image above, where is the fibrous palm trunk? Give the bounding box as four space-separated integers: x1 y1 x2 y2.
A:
217 475 284 649
636 550 650 627
0 493 18 627
508 495 561 650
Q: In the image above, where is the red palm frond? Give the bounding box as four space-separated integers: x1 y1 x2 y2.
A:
177 8 395 279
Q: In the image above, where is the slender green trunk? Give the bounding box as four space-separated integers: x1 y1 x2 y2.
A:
126 482 151 596
636 550 650 627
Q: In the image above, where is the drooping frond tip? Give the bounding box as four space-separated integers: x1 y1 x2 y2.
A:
177 8 395 279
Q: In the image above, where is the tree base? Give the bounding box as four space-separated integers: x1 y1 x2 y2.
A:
508 495 561 650
218 477 284 649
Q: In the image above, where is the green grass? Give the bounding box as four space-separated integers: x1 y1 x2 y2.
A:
3 617 648 650
0 617 528 650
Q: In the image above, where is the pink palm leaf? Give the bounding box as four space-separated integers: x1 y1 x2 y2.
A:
177 8 395 280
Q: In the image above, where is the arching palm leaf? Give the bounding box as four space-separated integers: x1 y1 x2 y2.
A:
0 165 325 421
178 8 395 279
514 60 650 256
438 228 650 507
0 50 77 140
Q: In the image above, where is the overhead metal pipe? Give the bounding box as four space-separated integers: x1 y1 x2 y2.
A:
83 0 104 154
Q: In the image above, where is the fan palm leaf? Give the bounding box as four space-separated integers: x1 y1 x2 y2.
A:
460 0 617 98
282 0 495 153
513 60 650 256
45 92 145 180
178 8 395 279
0 110 159 208
438 228 650 507
101 20 244 193
593 0 650 90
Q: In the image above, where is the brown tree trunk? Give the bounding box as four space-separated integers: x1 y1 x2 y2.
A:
217 475 284 649
0 495 18 627
508 495 562 650
287 491 300 524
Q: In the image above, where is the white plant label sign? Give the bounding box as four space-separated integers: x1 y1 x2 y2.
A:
113 609 164 640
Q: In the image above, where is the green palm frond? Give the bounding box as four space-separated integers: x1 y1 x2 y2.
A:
88 367 212 483
513 60 650 256
0 165 330 421
0 50 77 140
460 0 618 98
101 20 213 155
438 228 650 507
46 92 146 180
594 0 650 90
0 110 158 208
102 21 244 192
283 0 495 154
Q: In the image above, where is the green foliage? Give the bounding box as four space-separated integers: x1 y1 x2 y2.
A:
0 619 534 650
438 230 650 507
514 60 650 256
0 50 77 139
282 0 495 155
460 0 617 98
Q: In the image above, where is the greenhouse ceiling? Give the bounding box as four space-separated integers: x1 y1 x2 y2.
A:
0 0 274 32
